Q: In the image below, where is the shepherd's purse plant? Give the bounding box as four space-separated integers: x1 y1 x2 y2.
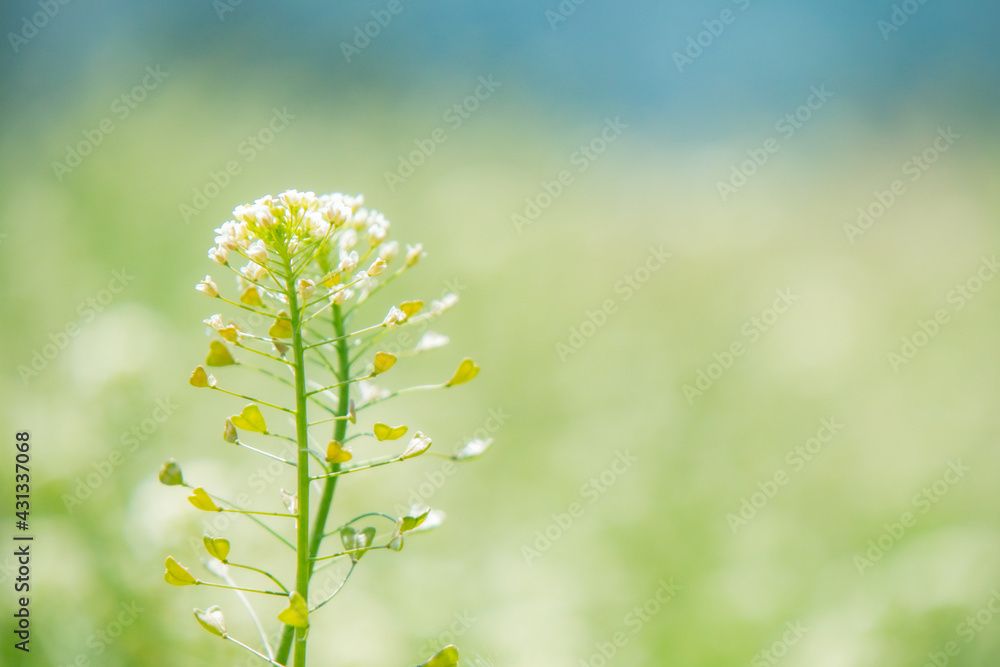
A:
158 190 490 667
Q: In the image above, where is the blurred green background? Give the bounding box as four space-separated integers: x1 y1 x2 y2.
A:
2 1 1000 666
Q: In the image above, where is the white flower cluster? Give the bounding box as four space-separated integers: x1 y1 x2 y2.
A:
198 190 432 318
208 190 363 267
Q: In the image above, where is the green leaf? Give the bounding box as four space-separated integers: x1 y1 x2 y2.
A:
372 351 397 375
164 556 196 586
230 404 267 433
202 536 230 561
420 645 459 667
277 591 309 629
444 358 479 387
194 606 227 637
206 340 235 366
188 487 221 512
373 422 408 441
325 440 352 464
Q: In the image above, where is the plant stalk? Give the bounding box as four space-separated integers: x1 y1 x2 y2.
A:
276 303 350 665
286 255 312 667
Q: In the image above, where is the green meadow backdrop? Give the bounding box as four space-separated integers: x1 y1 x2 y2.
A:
2 2 1000 666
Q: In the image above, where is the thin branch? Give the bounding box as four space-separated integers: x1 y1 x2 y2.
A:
309 455 402 481
308 562 358 612
225 635 285 666
226 561 290 595
234 439 295 466
220 569 275 659
209 386 295 414
190 486 294 550
195 580 287 597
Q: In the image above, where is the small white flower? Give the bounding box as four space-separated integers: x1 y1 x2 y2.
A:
232 205 257 224
204 314 225 330
338 250 359 274
366 258 387 277
353 270 374 291
379 240 400 264
322 202 350 226
254 204 277 228
247 240 268 264
196 275 219 298
331 287 354 305
349 207 370 230
339 228 359 251
214 233 238 251
215 220 246 241
414 331 450 352
431 293 459 315
280 189 316 211
382 306 407 328
345 193 364 212
367 220 388 245
357 380 390 404
242 261 266 282
208 246 229 265
405 243 424 267
304 211 331 238
297 279 315 301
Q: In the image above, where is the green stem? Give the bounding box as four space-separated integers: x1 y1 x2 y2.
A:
276 302 352 665
306 303 352 581
288 253 312 667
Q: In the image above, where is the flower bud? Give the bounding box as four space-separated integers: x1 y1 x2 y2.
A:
331 287 354 306
208 246 229 265
338 250 359 273
195 276 219 298
382 306 407 328
242 261 266 282
247 240 268 264
380 240 400 263
297 279 315 301
405 243 424 267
